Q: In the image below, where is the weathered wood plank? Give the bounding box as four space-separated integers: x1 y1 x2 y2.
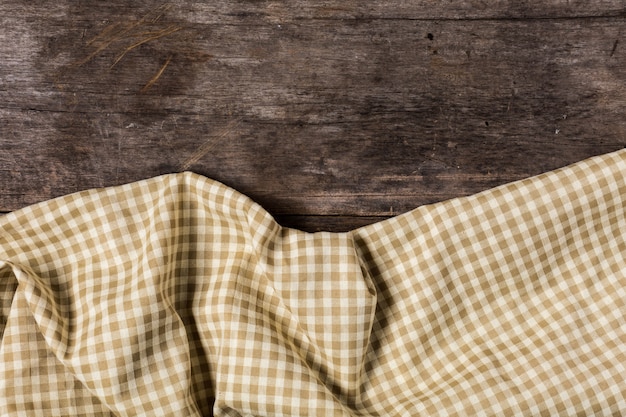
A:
275 215 388 233
1 1 626 231
178 1 626 21
2 1 624 23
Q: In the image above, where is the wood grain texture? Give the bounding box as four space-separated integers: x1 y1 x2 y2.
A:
1 1 625 231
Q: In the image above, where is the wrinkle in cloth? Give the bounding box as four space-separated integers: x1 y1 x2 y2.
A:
1 149 626 416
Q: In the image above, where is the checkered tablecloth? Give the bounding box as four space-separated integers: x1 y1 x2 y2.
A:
2 149 626 416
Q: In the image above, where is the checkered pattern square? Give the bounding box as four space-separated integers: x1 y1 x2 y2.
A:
1 149 626 416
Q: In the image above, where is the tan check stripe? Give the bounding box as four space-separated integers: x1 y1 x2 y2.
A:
1 149 626 416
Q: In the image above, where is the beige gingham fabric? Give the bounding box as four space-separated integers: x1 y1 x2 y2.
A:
2 149 626 416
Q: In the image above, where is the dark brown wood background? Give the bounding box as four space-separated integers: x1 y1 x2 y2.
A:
1 1 625 232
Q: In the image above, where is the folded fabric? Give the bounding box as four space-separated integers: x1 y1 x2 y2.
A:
1 149 626 416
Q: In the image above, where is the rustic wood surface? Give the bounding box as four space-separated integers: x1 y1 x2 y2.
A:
1 1 625 232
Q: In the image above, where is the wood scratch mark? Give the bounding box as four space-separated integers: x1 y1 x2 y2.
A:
150 3 173 23
141 55 172 92
75 4 181 68
87 4 171 47
78 21 144 66
86 21 123 46
110 25 182 68
179 120 242 171
610 39 619 57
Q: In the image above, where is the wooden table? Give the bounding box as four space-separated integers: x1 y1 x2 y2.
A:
2 1 625 232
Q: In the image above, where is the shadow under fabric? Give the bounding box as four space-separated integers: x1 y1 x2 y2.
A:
1 149 626 416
